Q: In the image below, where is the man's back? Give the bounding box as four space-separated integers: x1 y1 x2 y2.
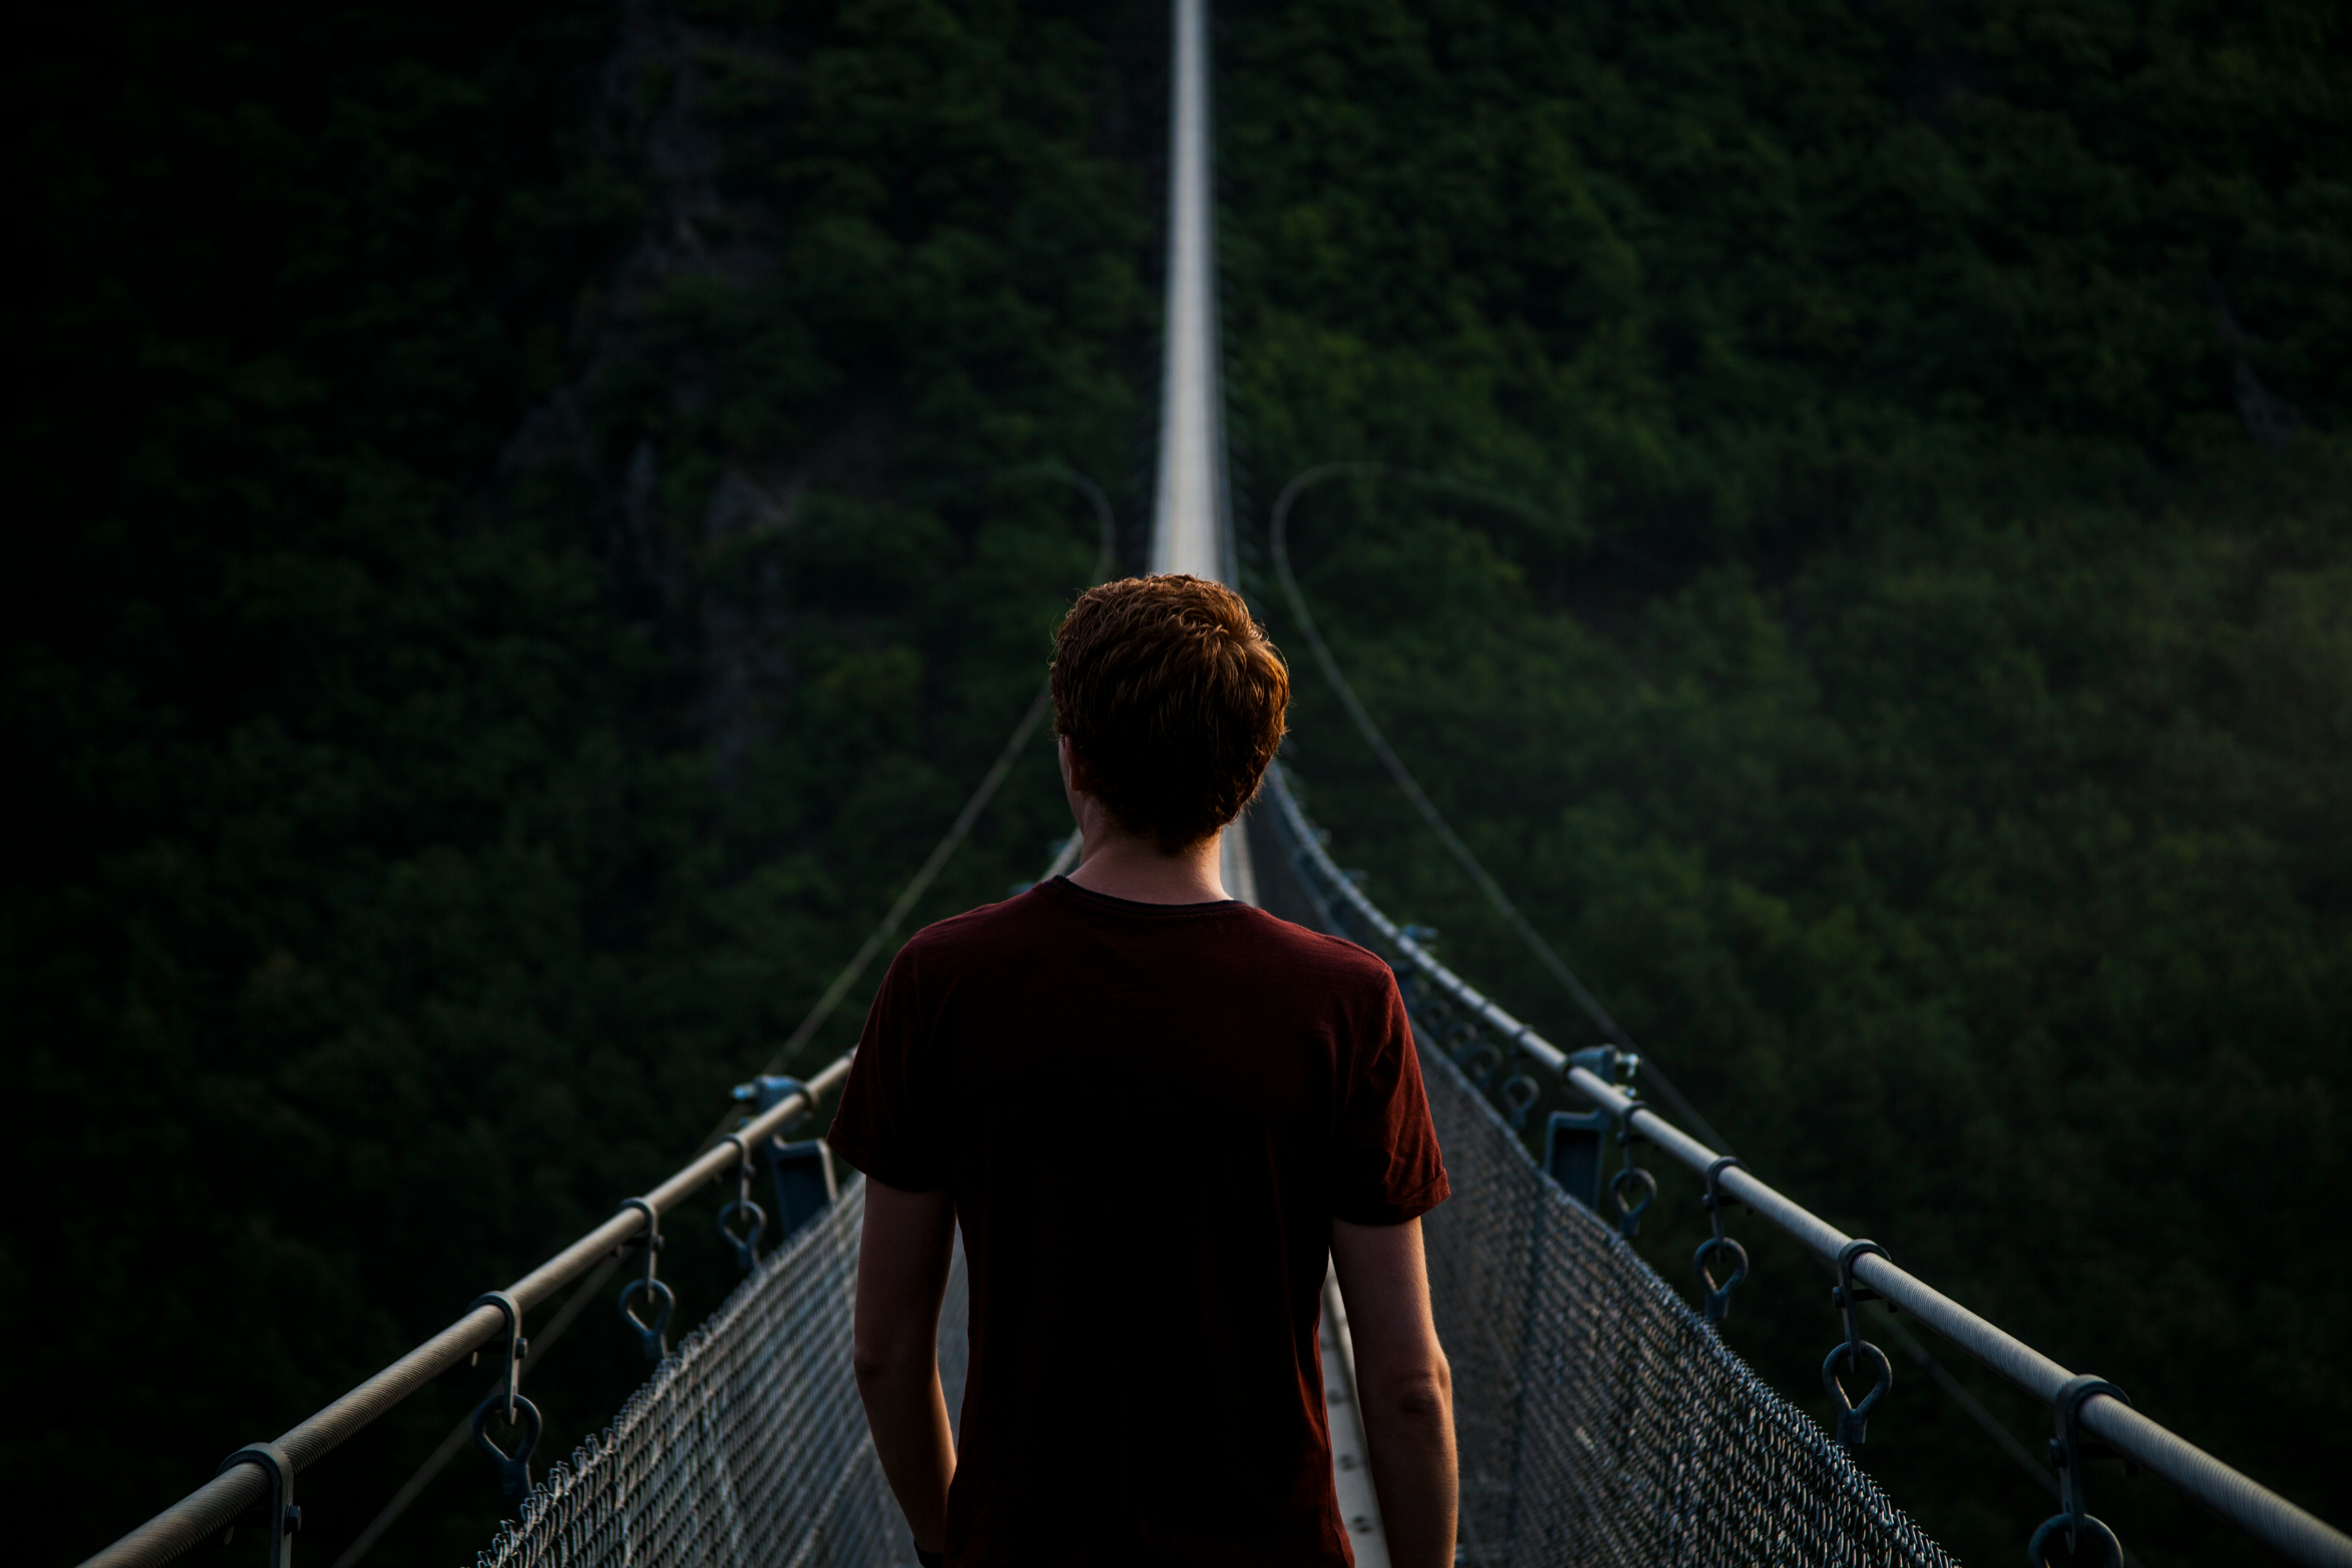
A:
828 875 1447 1565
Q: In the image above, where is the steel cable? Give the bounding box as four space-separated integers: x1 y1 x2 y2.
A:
1266 461 1734 1156
1267 466 2146 1558
1270 467 2141 1565
741 463 1116 1088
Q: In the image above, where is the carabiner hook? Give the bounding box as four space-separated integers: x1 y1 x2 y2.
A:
1609 1164 1657 1234
616 1197 674 1361
1694 1234 1749 1325
1498 1072 1542 1130
1607 1098 1653 1238
1821 1239 1894 1445
464 1290 540 1499
1694 1156 1749 1324
467 1290 528 1421
716 1132 768 1274
2026 1375 2133 1567
1457 1039 1504 1089
470 1393 544 1504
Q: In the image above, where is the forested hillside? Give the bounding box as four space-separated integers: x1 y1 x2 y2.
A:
1222 3 2351 1562
8 2 2346 1565
7 3 1159 1563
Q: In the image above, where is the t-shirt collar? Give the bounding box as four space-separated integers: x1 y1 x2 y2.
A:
1041 874 1245 918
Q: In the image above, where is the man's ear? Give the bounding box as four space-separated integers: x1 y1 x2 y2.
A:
1060 737 1095 797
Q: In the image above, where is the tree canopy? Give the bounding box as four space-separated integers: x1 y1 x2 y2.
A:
7 2 2345 1564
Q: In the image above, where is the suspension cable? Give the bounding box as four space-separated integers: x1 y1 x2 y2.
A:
1266 461 1733 1156
749 684 1053 1082
745 463 1117 1085
1271 463 2139 1558
1266 761 2352 1568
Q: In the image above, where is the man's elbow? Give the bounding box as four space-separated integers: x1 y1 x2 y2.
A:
851 1336 928 1387
1368 1352 1452 1424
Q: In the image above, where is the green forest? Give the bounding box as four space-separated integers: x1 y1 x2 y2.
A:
7 2 2345 1565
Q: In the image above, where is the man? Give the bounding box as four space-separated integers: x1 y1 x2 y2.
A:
827 574 1456 1567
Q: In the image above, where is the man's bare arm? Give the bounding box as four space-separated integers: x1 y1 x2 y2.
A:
851 1179 958 1553
1331 1215 1457 1568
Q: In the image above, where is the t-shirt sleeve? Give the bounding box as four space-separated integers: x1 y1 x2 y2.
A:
1331 969 1450 1225
823 944 951 1192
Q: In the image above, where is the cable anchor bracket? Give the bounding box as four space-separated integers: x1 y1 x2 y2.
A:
1822 1239 1896 1446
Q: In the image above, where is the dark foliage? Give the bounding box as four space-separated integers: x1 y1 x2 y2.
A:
1223 2 2350 1562
6 3 1152 1564
6 1 2346 1565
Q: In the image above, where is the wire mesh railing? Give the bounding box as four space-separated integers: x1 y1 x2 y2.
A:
77 1061 854 1568
1418 1014 1954 1568
467 773 1965 1568
467 1010 1956 1568
474 1175 970 1568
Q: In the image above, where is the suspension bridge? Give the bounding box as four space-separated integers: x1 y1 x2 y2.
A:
76 5 2352 1567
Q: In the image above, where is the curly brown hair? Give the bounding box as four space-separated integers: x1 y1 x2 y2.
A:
1050 575 1290 853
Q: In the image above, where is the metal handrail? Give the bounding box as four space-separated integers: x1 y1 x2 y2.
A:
78 1054 855 1568
1265 762 2351 1568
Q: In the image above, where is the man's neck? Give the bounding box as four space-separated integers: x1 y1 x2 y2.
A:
1055 737 1230 904
1065 825 1228 905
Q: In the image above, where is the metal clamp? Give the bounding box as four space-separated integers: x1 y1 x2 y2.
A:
730 1075 815 1135
2027 1375 2133 1567
216 1441 299 1568
1821 1239 1894 1446
1569 1044 1640 1091
616 1197 674 1361
1498 1072 1542 1130
1693 1156 1750 1325
1606 1098 1654 1238
716 1132 768 1274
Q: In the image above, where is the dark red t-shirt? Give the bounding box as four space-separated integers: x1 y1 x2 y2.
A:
826 875 1448 1568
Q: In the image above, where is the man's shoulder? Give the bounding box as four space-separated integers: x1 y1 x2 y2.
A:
896 885 1053 963
1230 904 1396 987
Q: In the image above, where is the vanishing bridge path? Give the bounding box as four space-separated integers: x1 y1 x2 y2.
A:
78 5 2352 1568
